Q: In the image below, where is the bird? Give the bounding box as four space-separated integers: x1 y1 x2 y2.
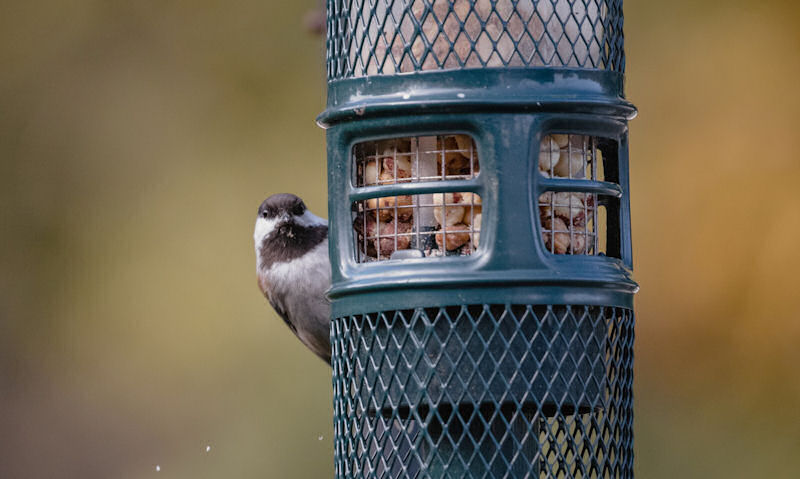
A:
253 193 332 364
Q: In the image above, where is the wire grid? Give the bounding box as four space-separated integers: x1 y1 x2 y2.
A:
353 136 479 186
327 0 625 79
332 304 634 478
538 135 614 257
352 136 480 262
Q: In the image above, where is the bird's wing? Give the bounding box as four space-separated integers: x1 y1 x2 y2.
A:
268 297 297 335
269 296 332 365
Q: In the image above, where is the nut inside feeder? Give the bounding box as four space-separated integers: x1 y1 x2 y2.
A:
352 135 481 262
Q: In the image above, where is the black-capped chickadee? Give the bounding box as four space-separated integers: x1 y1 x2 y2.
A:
254 193 331 364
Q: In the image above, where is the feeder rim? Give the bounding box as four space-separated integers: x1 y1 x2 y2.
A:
318 68 636 127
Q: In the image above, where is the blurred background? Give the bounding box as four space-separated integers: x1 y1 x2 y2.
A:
1 0 798 477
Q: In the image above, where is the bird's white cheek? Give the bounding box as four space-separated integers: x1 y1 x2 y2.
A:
254 217 278 248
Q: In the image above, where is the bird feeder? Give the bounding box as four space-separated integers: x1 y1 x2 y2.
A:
318 1 636 477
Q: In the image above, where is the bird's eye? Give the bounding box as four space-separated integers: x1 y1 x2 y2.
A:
261 210 269 219
292 204 305 216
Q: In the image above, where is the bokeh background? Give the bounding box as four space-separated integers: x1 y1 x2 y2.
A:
1 1 799 477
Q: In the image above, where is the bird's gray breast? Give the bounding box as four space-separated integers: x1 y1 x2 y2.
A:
264 239 331 361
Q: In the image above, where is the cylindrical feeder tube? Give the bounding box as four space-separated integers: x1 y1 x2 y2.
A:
321 1 637 477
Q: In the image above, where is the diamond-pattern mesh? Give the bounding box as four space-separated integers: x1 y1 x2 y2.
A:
327 0 625 79
332 304 634 478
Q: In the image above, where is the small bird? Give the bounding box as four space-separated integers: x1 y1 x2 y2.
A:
254 193 332 364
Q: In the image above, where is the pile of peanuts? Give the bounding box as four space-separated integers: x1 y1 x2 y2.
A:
353 136 481 260
432 136 481 254
354 141 414 259
435 135 479 178
432 192 481 252
538 134 597 254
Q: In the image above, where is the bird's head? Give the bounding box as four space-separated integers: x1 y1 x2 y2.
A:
254 193 328 271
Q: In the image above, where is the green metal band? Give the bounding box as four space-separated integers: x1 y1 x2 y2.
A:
329 283 636 318
318 68 635 128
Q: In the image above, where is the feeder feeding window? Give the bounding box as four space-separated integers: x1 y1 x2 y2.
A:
537 134 619 257
352 135 481 262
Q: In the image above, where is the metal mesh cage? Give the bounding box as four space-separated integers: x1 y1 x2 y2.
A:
327 0 625 80
332 304 634 478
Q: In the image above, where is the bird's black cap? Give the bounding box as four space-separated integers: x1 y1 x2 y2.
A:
258 193 307 219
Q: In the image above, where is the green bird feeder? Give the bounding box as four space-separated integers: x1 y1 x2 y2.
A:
318 1 636 477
